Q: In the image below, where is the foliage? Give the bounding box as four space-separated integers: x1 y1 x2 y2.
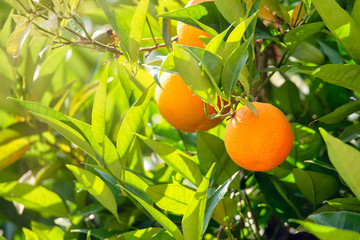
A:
0 0 360 239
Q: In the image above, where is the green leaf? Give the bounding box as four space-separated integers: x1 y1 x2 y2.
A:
49 81 75 111
173 42 217 106
7 20 32 58
0 137 32 170
312 0 360 64
116 83 154 166
72 228 121 239
205 25 231 55
288 64 360 92
292 219 360 240
0 181 67 217
309 211 360 233
181 46 223 92
22 228 39 240
222 38 250 100
92 63 110 144
327 198 360 212
122 188 184 240
211 197 237 225
106 227 162 240
202 171 239 234
68 81 98 117
224 13 256 58
146 183 195 214
196 131 240 189
136 134 203 187
283 22 325 52
95 0 130 58
290 124 323 162
160 53 176 75
66 165 119 220
340 124 360 142
151 229 176 240
320 128 360 200
316 100 360 124
31 221 64 240
293 169 337 205
159 2 228 34
214 0 245 25
129 0 150 64
273 81 300 115
352 0 360 25
182 164 215 240
255 172 303 220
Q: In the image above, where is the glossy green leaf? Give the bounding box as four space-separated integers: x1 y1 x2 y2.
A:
222 38 250 100
92 63 110 144
255 172 303 220
316 100 360 124
67 165 119 220
320 128 360 200
292 219 360 240
197 131 240 189
129 0 150 64
293 169 337 205
136 134 203 187
288 64 360 92
0 137 32 170
116 83 154 166
7 20 32 58
312 0 360 64
211 197 237 225
182 164 214 240
0 181 67 217
214 0 245 25
173 42 217 105
273 81 300 115
340 124 360 142
151 229 176 240
122 188 184 240
31 221 64 240
309 211 360 233
205 25 231 55
290 124 323 162
160 53 176 75
284 22 325 52
202 171 239 234
146 183 195 214
106 227 162 240
123 170 152 204
327 198 360 212
292 41 325 65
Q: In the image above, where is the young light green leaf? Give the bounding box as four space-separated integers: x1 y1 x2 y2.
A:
107 228 162 240
284 22 325 52
182 164 215 240
22 228 39 240
136 134 203 187
312 0 360 64
122 188 184 240
320 128 360 200
129 0 150 64
66 165 119 220
31 221 65 240
288 64 360 92
224 13 256 58
0 181 67 217
146 184 195 215
293 169 338 205
291 219 360 240
205 25 231 55
316 100 360 124
173 42 217 106
116 83 155 166
222 38 250 100
202 171 239 234
7 20 32 58
0 137 32 170
160 53 177 75
92 64 110 144
49 81 75 111
68 81 99 117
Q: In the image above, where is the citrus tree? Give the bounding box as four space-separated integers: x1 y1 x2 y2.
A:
0 0 360 239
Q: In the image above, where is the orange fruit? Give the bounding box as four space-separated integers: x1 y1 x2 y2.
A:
177 0 213 49
224 102 293 171
155 72 225 132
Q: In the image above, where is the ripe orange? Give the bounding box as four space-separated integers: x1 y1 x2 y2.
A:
177 0 213 49
224 102 293 171
155 72 225 132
